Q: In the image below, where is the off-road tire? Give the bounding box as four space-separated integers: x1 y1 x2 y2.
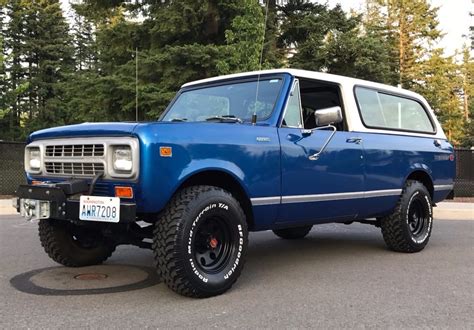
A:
153 185 248 298
380 180 433 253
38 219 116 267
273 225 313 239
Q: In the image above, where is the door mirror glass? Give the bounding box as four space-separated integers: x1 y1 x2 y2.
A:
314 106 343 127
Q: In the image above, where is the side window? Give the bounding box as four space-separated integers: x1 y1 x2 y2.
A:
299 79 344 130
283 80 303 128
355 87 434 133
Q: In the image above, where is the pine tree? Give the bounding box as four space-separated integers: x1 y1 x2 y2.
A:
1 0 73 139
364 0 441 88
280 1 354 70
70 8 97 72
2 0 27 140
460 45 474 147
217 0 265 74
261 0 284 68
26 0 74 132
461 46 473 121
415 49 464 145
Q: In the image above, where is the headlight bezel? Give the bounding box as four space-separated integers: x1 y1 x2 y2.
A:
107 139 140 179
25 146 42 174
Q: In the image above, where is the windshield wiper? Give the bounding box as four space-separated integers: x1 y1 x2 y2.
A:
171 118 187 122
205 115 243 123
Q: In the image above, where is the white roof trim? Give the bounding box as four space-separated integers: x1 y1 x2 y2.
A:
181 69 420 98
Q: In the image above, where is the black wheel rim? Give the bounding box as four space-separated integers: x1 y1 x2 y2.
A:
193 216 233 274
67 224 103 249
408 198 428 237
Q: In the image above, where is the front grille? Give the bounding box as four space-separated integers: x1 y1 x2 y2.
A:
45 144 104 158
45 162 105 176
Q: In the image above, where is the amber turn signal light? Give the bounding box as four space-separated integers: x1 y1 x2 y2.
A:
115 186 134 199
160 146 172 157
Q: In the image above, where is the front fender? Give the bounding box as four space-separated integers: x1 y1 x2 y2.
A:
134 122 281 214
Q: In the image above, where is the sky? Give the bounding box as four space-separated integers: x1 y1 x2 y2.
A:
316 0 472 57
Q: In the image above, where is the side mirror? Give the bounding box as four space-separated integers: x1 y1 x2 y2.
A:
314 106 343 127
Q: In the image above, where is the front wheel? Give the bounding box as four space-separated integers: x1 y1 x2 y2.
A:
153 186 248 298
38 219 116 267
381 180 433 253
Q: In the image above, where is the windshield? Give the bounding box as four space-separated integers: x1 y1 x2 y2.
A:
161 78 284 122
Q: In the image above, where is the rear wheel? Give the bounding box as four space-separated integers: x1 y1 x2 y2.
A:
153 185 248 298
38 219 116 267
273 225 312 239
381 180 433 253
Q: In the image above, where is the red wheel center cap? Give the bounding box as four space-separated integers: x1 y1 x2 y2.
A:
209 237 218 249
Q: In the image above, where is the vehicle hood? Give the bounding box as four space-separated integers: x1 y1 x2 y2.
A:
28 122 140 143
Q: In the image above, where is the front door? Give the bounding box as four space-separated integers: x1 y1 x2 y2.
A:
276 79 365 225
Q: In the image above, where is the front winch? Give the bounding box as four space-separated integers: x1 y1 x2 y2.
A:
19 199 51 221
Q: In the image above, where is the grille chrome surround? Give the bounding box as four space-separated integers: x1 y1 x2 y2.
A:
45 162 105 176
25 137 139 180
45 144 104 158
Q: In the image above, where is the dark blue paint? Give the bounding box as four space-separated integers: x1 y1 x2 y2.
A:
28 122 139 143
278 128 364 222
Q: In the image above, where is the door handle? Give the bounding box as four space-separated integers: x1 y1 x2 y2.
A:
346 137 362 144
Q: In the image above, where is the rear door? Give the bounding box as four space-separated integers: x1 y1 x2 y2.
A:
276 79 365 225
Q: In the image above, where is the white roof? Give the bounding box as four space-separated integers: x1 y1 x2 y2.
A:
182 68 423 100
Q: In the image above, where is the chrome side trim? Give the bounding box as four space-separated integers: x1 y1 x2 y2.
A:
434 184 454 191
250 196 281 206
364 189 403 198
251 189 402 206
282 191 365 203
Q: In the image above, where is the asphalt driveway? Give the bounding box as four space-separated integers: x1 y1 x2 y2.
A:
0 215 472 328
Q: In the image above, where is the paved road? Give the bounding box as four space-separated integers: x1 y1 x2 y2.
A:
0 215 472 328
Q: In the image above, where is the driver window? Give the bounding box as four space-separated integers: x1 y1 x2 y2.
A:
282 80 303 128
299 79 345 131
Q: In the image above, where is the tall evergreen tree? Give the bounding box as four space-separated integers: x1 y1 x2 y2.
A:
217 0 265 74
261 0 284 68
279 0 353 70
415 50 464 145
364 0 441 88
1 0 73 140
460 45 474 147
2 0 27 140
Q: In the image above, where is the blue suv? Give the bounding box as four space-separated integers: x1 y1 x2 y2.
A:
15 69 455 297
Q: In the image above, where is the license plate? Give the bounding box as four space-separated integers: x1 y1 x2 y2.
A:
79 196 120 223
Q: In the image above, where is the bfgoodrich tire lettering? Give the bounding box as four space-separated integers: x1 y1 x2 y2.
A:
381 180 433 253
153 185 248 298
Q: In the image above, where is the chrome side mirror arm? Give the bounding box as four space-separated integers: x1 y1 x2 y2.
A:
308 125 337 161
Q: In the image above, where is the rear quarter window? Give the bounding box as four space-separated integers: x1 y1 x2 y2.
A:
355 87 435 134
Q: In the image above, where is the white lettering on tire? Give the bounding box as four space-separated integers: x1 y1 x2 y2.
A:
187 203 243 283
